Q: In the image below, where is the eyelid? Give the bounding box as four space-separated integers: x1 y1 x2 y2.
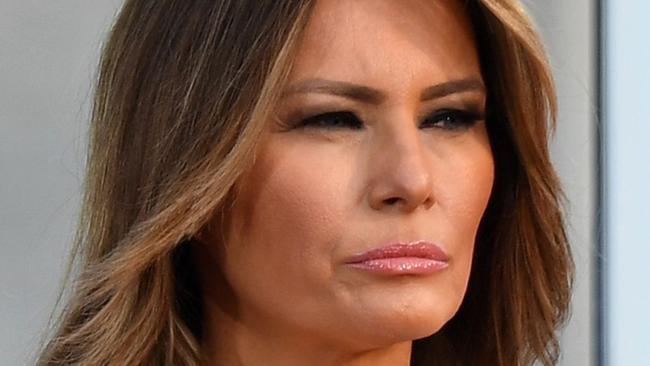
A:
425 108 485 120
281 103 358 127
418 101 485 120
420 108 485 131
298 110 362 129
285 101 486 131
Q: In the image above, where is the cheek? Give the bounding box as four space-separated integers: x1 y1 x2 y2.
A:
434 130 494 285
440 148 494 235
223 140 352 313
252 146 349 255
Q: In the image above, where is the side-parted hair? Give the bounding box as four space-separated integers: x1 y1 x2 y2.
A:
38 1 573 365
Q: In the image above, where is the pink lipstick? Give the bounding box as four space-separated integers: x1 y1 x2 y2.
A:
344 240 449 275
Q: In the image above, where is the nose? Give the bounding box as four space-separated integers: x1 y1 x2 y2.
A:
366 117 435 213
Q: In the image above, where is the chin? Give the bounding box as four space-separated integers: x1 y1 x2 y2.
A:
348 287 463 346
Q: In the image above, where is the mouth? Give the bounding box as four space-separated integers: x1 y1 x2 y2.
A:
344 240 449 275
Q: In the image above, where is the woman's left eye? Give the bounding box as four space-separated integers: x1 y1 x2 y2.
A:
421 109 484 130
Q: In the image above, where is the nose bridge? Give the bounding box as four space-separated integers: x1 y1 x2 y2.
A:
379 118 425 170
366 110 434 212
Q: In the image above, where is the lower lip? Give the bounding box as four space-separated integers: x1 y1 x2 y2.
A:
346 257 448 275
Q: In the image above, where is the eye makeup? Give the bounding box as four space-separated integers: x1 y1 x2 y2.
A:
282 105 485 132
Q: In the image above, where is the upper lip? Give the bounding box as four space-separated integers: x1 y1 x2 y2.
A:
344 240 449 263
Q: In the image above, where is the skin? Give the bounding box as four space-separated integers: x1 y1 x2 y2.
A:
195 0 494 365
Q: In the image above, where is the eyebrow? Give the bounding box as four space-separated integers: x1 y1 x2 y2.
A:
282 77 485 104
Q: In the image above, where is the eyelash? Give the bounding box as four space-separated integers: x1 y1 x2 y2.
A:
294 109 484 131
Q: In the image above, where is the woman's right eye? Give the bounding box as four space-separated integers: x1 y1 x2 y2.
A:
296 111 364 130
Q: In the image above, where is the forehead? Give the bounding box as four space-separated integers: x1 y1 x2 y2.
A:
289 0 482 93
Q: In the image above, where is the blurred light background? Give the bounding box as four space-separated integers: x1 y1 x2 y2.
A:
1 1 648 365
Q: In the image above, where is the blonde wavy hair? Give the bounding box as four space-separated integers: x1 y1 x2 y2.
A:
38 1 573 365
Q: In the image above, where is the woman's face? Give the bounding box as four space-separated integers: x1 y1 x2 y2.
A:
200 0 494 352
